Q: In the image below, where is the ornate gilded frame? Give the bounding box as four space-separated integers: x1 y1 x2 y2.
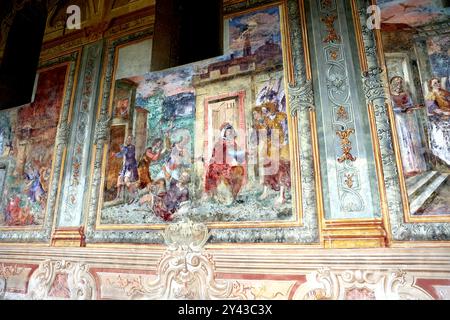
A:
84 0 322 245
0 50 81 244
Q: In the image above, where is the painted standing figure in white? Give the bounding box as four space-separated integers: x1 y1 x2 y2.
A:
390 76 428 177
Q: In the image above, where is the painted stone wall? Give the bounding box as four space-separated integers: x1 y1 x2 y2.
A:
0 0 449 244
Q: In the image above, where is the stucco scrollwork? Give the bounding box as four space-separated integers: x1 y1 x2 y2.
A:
294 268 432 300
0 264 22 300
164 219 210 251
129 220 252 300
27 260 96 300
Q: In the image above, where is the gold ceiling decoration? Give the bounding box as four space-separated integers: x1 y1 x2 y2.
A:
44 0 155 43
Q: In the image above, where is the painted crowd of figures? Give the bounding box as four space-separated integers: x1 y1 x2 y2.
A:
110 98 290 222
111 128 191 221
0 65 67 227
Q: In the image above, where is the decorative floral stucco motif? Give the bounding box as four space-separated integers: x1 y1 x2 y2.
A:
124 220 253 300
27 260 96 300
294 268 432 300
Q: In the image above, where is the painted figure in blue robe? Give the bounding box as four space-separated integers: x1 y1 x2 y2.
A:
115 135 139 200
390 76 428 177
24 164 45 203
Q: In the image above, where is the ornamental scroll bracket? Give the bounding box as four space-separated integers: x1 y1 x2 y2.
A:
128 219 252 300
0 0 47 53
27 260 96 300
294 268 433 300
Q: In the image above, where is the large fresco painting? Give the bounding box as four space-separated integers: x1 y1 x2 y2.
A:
383 31 450 219
99 5 299 226
388 74 450 218
0 65 68 227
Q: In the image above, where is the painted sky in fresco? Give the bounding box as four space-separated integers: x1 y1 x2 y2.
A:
228 6 281 57
378 0 450 27
128 5 284 98
129 66 194 99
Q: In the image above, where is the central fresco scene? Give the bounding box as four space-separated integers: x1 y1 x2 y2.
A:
100 6 299 226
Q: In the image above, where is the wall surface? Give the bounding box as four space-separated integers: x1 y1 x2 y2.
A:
0 0 449 300
1 241 450 300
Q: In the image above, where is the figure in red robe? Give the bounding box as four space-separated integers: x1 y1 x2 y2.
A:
5 196 34 226
205 123 245 202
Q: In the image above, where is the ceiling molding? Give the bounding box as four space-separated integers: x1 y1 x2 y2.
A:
43 0 154 43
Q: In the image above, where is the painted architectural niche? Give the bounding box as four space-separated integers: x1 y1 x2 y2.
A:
97 5 303 229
